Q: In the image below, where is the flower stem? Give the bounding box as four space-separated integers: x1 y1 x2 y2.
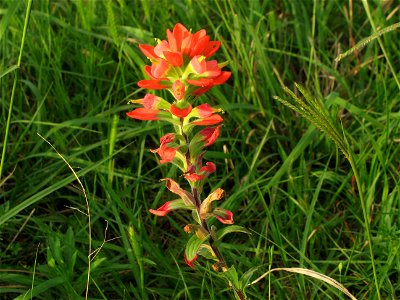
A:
183 123 246 300
192 187 227 267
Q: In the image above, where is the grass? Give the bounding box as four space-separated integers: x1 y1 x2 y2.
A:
1 0 400 299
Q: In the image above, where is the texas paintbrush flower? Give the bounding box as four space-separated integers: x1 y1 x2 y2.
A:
137 23 231 101
126 23 249 299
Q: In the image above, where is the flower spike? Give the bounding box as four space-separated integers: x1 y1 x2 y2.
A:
127 23 234 277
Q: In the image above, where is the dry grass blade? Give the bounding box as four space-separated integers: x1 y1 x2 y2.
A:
0 165 16 189
248 267 357 300
37 133 92 300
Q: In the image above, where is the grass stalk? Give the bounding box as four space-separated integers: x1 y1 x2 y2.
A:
347 153 381 299
0 0 32 180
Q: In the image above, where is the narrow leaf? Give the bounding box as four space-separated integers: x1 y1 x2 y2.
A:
185 233 209 261
222 265 240 289
0 65 18 79
216 225 251 241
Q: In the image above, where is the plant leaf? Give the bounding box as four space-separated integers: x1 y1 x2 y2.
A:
222 265 240 289
216 225 251 241
185 233 209 261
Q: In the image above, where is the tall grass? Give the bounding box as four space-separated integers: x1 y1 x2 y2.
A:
1 0 399 299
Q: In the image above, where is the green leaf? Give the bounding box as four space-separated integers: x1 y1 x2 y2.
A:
0 0 22 43
222 265 240 289
185 233 209 261
197 244 215 260
241 266 262 287
167 199 195 211
0 65 18 79
216 225 251 241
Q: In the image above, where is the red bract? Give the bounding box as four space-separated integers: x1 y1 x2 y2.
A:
142 94 160 109
137 23 229 98
170 103 192 118
190 57 222 77
185 173 205 182
189 71 231 96
137 79 168 90
200 162 216 174
164 23 220 58
214 209 234 224
185 161 216 182
130 94 168 109
151 133 178 164
192 114 223 126
149 198 195 216
191 103 221 118
126 108 160 120
149 202 171 216
200 125 221 147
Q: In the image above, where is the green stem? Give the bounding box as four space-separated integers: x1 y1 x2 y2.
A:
180 119 246 300
192 187 226 267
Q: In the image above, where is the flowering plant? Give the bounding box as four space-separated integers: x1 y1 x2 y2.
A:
127 23 249 299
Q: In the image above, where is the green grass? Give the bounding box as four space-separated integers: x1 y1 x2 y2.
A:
1 0 400 299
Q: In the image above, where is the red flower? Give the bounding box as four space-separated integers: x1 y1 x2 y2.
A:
170 103 192 118
130 94 170 110
213 71 231 85
199 125 221 147
189 71 231 94
151 59 170 78
184 173 205 182
151 133 178 164
149 198 195 216
139 44 158 60
149 202 171 216
191 103 220 118
137 23 229 98
126 108 160 120
190 57 222 77
200 162 216 174
192 114 223 126
213 208 234 224
184 162 216 182
142 94 160 109
186 77 214 87
137 79 168 90
164 23 220 59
